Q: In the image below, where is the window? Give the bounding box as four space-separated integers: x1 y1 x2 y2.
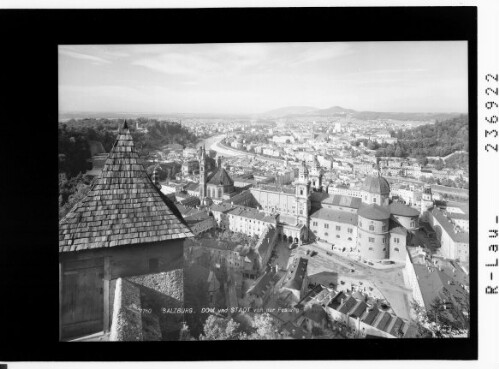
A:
394 247 399 252
410 221 415 228
382 225 387 231
369 237 374 243
336 235 340 238
373 197 377 204
313 221 318 227
369 247 373 251
369 225 374 231
149 258 159 273
382 238 386 243
348 237 352 241
325 232 329 236
324 224 329 229
336 226 341 231
348 228 353 234
394 237 399 244
359 221 362 227
300 189 303 195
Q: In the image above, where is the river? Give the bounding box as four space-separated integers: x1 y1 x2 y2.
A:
196 134 248 158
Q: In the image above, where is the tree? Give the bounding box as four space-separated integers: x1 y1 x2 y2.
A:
245 313 281 340
199 315 241 340
435 159 445 171
417 156 429 166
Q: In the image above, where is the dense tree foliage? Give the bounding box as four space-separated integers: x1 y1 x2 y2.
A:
196 313 281 340
375 115 468 158
58 173 95 219
410 299 469 338
58 118 198 217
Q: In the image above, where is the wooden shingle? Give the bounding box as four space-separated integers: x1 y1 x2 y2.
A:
59 121 194 253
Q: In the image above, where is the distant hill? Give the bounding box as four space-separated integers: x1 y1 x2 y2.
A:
259 105 462 121
261 106 319 117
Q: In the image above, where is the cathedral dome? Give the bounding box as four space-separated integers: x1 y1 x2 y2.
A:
361 174 390 196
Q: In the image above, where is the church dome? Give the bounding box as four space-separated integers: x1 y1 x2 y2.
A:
361 174 390 195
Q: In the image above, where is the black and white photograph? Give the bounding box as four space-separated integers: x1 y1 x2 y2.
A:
2 4 492 365
58 41 470 342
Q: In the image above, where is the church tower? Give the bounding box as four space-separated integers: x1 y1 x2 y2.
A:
295 160 311 241
198 146 207 199
420 184 433 222
309 155 323 192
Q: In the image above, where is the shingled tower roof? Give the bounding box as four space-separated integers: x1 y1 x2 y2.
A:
59 120 194 253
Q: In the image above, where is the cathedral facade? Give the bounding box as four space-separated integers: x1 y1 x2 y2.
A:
198 153 422 262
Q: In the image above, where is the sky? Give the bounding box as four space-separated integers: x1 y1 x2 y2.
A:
59 42 468 115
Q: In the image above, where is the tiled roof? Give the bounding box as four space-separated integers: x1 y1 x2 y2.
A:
248 269 276 297
361 306 380 325
284 257 308 290
327 291 346 310
207 167 234 186
358 204 390 221
310 208 358 226
209 202 237 213
413 264 469 311
389 202 419 217
431 208 469 243
227 205 277 223
322 194 362 209
349 300 368 318
388 317 405 337
255 184 296 195
184 182 199 192
374 311 392 332
338 296 358 314
59 122 194 253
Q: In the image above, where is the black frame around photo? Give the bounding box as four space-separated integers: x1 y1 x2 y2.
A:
0 6 477 361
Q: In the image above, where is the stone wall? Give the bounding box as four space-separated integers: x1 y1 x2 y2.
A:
109 278 143 341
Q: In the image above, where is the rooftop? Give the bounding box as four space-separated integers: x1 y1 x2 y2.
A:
431 208 469 243
358 204 390 221
59 122 194 253
389 202 420 217
227 205 277 223
322 194 362 209
283 257 308 290
207 167 234 187
310 208 358 226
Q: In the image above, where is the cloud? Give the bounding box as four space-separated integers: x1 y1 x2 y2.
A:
59 48 111 65
289 43 354 65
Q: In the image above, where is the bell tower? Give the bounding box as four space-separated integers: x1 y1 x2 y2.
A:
309 155 323 192
198 145 207 199
295 160 311 241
